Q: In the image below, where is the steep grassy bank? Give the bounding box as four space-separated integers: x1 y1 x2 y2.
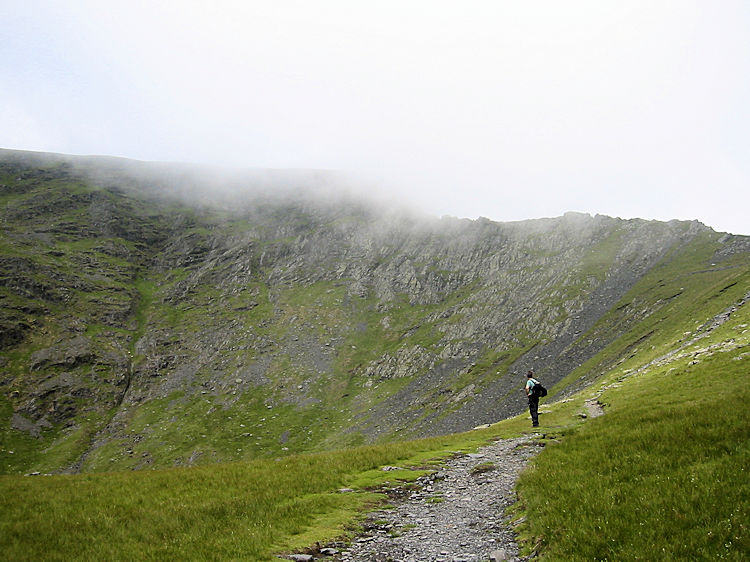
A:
549 230 750 399
516 289 749 560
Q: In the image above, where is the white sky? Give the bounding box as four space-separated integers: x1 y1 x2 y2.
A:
2 1 749 234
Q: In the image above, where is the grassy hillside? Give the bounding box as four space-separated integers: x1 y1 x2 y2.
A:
551 231 749 397
1 288 747 560
0 423 527 561
7 152 748 477
517 288 749 560
0 151 748 559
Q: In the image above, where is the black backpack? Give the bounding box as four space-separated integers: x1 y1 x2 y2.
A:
533 381 547 398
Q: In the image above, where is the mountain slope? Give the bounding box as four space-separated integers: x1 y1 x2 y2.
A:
1 149 748 475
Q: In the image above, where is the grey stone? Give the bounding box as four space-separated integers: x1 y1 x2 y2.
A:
11 413 41 438
490 549 507 561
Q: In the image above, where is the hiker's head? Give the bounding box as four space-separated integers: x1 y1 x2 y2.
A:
527 370 534 378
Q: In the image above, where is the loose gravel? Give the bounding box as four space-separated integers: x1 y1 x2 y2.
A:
333 435 543 562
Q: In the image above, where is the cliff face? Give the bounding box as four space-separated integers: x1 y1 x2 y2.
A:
1 150 748 474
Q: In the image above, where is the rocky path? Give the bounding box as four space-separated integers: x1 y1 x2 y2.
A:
332 435 543 562
584 399 605 419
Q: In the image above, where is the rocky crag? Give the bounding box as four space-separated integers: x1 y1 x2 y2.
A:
1 149 748 474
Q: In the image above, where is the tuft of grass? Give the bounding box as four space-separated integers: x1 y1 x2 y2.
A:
470 461 496 475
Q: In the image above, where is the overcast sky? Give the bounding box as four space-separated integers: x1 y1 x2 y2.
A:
2 1 748 234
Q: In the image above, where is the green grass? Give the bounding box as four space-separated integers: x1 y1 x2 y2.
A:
0 423 526 561
0 396 45 473
515 303 750 560
2 299 747 560
470 461 496 475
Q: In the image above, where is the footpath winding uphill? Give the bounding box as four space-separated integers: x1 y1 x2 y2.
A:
336 436 542 562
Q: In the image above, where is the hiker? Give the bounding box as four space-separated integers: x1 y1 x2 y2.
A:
525 370 540 427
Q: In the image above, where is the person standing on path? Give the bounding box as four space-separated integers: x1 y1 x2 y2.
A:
525 369 540 427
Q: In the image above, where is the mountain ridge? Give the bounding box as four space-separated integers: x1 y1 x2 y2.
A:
1 149 748 475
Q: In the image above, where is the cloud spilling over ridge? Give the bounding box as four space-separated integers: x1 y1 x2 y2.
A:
1 3 748 234
0 148 427 224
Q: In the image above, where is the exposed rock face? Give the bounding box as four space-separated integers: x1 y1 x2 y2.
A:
1 149 748 474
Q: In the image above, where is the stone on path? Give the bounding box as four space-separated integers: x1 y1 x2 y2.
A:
490 548 508 561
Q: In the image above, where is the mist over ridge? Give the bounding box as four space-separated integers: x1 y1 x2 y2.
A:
0 147 731 235
1 148 749 475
